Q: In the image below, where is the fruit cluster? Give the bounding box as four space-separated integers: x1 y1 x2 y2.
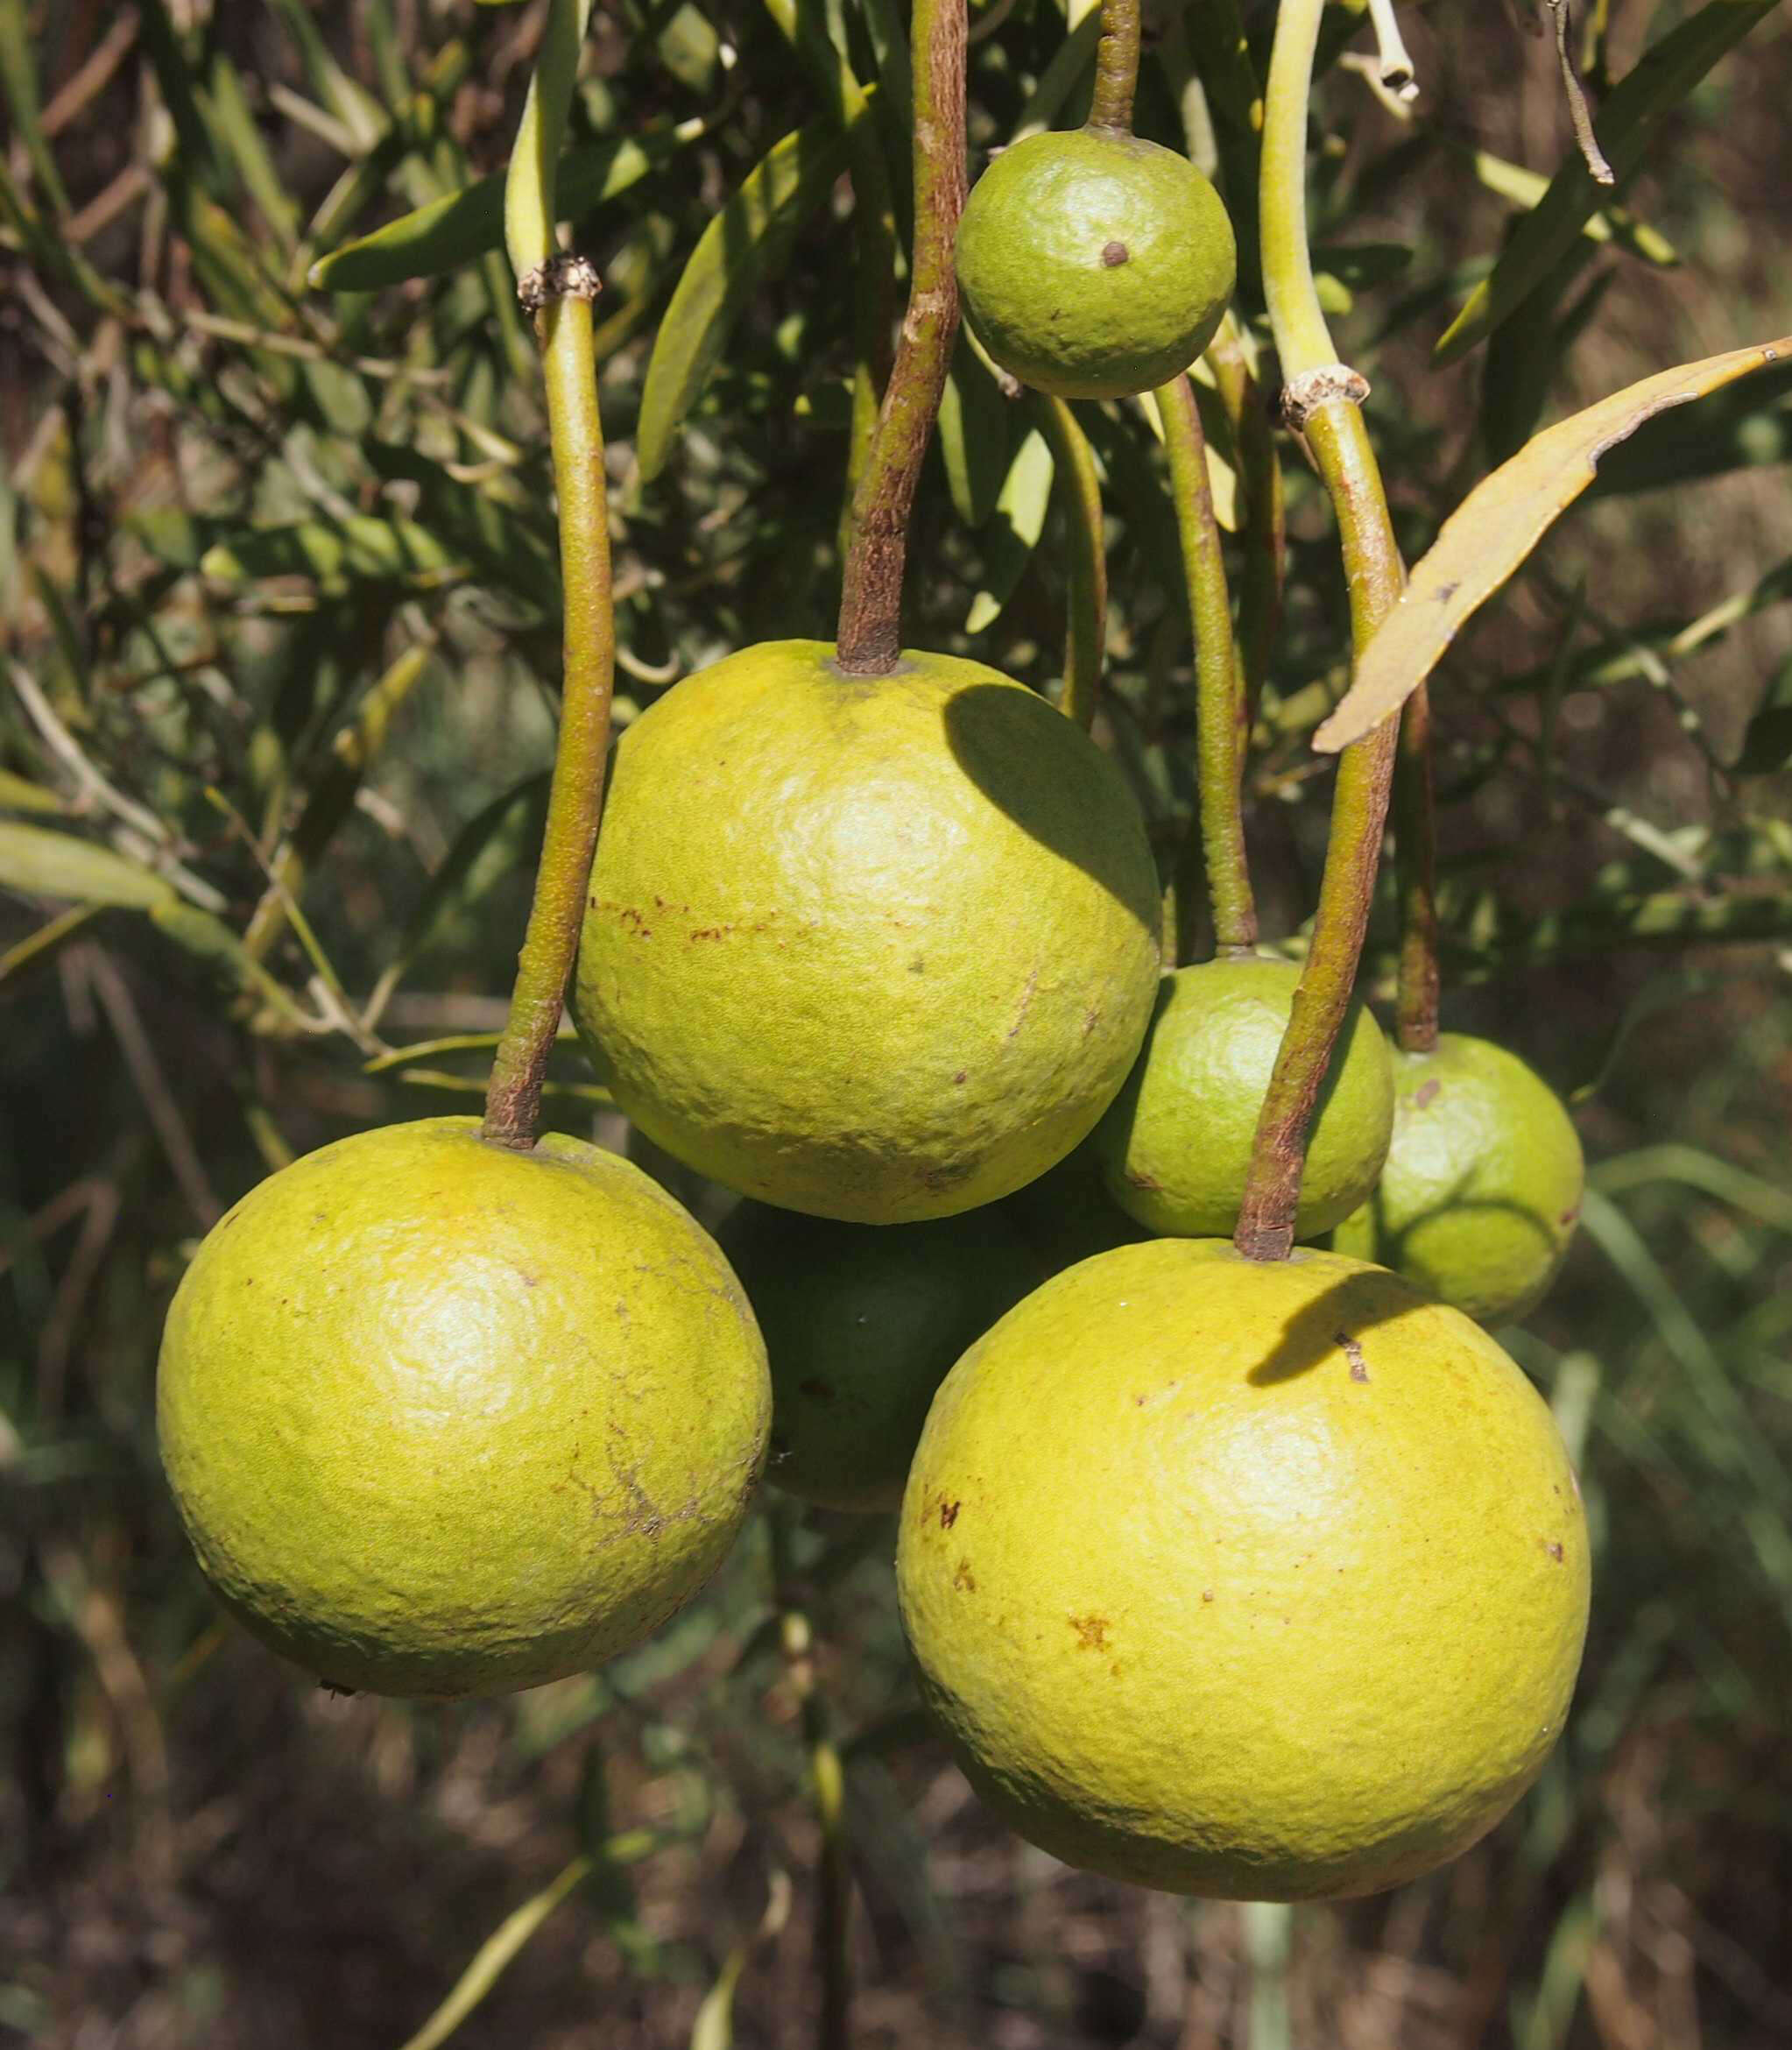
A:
155 0 1592 1910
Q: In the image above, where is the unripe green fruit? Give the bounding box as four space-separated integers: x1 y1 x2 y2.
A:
157 1119 770 1700
954 128 1237 400
719 1202 1043 1513
572 640 1162 1225
1335 1034 1585 1325
1091 957 1394 1239
998 1140 1150 1275
899 1240 1590 1899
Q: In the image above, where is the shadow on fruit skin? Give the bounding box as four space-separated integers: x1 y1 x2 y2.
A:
1245 1266 1429 1387
942 685 1163 930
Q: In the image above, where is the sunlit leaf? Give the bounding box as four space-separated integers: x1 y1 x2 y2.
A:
1314 336 1792 753
964 428 1055 634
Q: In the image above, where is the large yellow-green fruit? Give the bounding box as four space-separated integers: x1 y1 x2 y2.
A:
898 1241 1590 1899
572 641 1162 1225
955 127 1236 400
719 1201 1042 1513
157 1119 771 1700
1090 957 1394 1239
1334 1034 1585 1325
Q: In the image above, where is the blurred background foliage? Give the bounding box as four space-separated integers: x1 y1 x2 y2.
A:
3 0 1791 2044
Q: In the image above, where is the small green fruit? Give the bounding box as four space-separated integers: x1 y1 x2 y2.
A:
1091 956 1394 1239
898 1239 1590 1899
955 128 1236 400
157 1118 771 1699
720 1202 1042 1513
1337 1034 1585 1325
572 640 1162 1225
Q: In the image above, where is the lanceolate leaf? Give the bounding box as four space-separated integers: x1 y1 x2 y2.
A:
637 111 859 482
936 346 1012 531
1435 0 1780 364
0 824 177 910
1313 337 1792 754
964 428 1055 635
309 122 708 291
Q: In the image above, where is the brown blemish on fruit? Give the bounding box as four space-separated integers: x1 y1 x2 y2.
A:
939 1498 961 1529
1101 241 1129 267
1202 1589 1215 1603
1337 1332 1369 1382
1069 1614 1111 1650
1125 1170 1162 1191
1413 1079 1442 1109
954 1070 969 1085
1005 967 1040 1043
1559 1206 1581 1228
953 1559 977 1591
1545 1540 1564 1562
688 926 730 942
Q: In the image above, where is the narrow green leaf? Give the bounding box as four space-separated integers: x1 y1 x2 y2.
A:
1315 336 1792 752
311 122 705 291
135 0 226 194
202 54 302 251
0 824 178 910
0 0 71 216
1464 147 1677 265
637 112 858 482
936 344 1012 530
964 428 1055 634
0 771 67 816
1436 0 1781 363
396 1857 595 2050
378 774 552 996
1736 654 1792 776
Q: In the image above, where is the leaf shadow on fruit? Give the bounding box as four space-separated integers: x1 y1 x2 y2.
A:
941 685 1162 929
1245 1268 1437 1388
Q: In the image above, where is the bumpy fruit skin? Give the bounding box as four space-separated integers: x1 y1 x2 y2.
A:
955 128 1236 400
1091 957 1394 1239
719 1202 1042 1513
1338 1034 1585 1325
157 1118 771 1700
572 641 1162 1225
898 1240 1590 1900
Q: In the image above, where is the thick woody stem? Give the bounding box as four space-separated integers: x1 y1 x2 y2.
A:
834 0 967 675
1156 372 1257 954
1088 0 1141 135
1233 0 1404 1260
1394 681 1442 1052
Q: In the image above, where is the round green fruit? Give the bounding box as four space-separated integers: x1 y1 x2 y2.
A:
954 127 1236 400
1091 956 1394 1239
898 1240 1590 1900
1337 1033 1585 1325
719 1201 1043 1513
572 640 1162 1225
157 1118 771 1699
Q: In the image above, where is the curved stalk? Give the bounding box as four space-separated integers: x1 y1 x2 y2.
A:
834 0 968 675
1088 0 1141 135
1034 392 1107 730
483 0 617 1149
1234 0 1404 1262
1156 373 1257 955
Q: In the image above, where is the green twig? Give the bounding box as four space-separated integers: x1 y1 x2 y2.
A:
1393 682 1440 1052
483 0 617 1149
1033 392 1107 730
1207 318 1286 725
1156 373 1257 956
1234 0 1404 1263
834 0 967 675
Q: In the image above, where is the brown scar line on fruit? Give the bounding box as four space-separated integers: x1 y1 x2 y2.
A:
1413 1078 1441 1108
1337 1332 1370 1382
1069 1614 1111 1650
1102 241 1129 267
939 1498 961 1528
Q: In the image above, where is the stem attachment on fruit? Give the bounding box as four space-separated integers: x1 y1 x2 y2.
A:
1088 0 1141 135
834 0 968 675
1394 682 1441 1053
1234 0 1404 1262
483 0 617 1150
1156 372 1257 955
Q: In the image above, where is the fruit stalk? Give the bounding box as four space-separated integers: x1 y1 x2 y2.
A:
1088 0 1141 135
1234 0 1403 1262
1156 371 1258 955
834 0 968 675
1394 681 1442 1052
483 0 617 1149
1034 392 1108 729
